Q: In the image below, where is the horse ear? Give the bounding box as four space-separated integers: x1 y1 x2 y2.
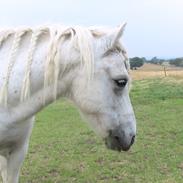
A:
111 22 127 47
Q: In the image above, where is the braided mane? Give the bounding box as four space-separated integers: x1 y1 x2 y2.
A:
0 25 95 106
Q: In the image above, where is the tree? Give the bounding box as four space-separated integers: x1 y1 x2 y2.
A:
169 58 183 67
130 57 144 69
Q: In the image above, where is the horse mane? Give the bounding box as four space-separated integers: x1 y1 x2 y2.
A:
0 25 96 106
0 25 129 106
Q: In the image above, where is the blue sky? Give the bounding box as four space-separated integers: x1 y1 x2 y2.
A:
0 0 182 58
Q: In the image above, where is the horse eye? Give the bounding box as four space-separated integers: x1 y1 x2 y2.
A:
113 79 127 88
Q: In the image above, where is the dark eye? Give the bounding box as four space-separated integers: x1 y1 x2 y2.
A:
113 79 127 88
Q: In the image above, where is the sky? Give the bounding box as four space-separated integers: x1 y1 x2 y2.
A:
0 0 182 59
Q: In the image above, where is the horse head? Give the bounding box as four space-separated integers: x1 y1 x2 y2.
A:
70 23 136 151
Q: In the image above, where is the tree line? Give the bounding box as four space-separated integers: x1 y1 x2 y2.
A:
129 56 183 69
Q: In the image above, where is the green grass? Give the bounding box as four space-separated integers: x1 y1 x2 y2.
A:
20 77 183 183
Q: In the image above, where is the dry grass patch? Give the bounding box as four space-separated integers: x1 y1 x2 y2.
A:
131 70 183 80
130 63 183 80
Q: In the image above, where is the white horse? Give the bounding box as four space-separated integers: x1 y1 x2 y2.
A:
0 23 136 183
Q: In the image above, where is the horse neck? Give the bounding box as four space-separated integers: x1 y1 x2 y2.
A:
15 39 79 116
0 25 95 124
7 60 78 126
0 32 80 124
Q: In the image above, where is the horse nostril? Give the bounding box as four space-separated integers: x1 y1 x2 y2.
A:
131 135 135 145
114 135 120 142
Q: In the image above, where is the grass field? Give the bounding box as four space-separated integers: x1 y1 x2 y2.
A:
20 77 183 183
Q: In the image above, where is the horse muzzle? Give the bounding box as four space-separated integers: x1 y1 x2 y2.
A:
105 125 135 152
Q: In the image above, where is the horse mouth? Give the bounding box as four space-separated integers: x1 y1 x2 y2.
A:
104 136 132 152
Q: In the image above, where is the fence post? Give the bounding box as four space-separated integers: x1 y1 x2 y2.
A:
163 66 167 77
